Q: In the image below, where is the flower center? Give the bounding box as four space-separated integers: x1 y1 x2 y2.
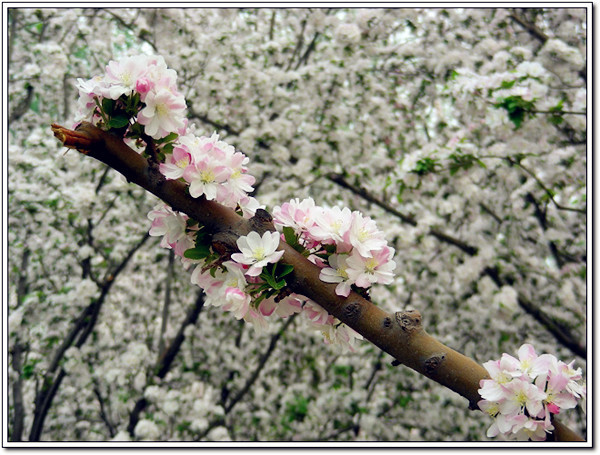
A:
176 158 189 169
516 390 528 407
365 258 378 273
358 228 370 242
120 71 132 86
252 247 266 261
156 103 169 117
200 169 215 183
337 266 349 279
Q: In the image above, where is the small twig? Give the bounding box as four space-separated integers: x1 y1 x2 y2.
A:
157 250 175 361
513 159 586 214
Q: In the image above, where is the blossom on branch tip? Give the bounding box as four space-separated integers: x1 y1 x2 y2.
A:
137 88 186 139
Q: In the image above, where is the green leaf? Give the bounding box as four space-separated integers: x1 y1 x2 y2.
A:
494 95 536 130
108 115 130 129
184 245 210 260
499 79 517 89
282 226 297 246
261 272 278 289
160 132 179 143
102 98 115 116
278 264 294 278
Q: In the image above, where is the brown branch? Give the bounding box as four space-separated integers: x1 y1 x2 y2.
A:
328 171 585 359
51 122 585 442
326 172 479 256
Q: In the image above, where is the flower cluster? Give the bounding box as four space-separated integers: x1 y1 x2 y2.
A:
85 55 387 351
159 131 257 212
478 344 586 441
75 54 186 139
272 198 397 297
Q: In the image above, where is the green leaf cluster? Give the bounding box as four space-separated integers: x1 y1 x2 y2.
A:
448 151 486 175
412 157 439 176
494 95 536 130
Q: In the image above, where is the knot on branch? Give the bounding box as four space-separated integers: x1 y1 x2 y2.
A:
382 316 393 329
394 310 422 333
248 208 275 234
342 301 362 322
424 353 446 374
211 230 239 258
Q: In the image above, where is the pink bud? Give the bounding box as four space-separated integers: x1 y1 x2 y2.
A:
135 78 152 98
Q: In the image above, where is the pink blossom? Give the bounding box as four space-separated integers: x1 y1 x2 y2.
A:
319 254 353 297
257 295 301 318
182 158 231 200
135 78 153 99
302 300 332 325
498 378 547 417
104 55 150 99
310 205 353 246
345 246 396 288
147 204 188 250
222 287 251 319
159 145 192 180
273 198 318 235
137 88 186 139
345 211 387 258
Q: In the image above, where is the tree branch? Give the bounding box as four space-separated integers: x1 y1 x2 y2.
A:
224 314 297 414
28 229 149 441
327 171 585 359
9 344 26 441
157 250 175 361
51 122 585 442
128 290 205 436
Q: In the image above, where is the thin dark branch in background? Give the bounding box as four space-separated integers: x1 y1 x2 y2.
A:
224 315 297 414
94 382 116 438
8 84 34 124
157 250 175 360
327 172 585 359
9 344 26 441
268 10 275 41
285 18 307 71
509 11 549 42
515 160 586 214
28 232 150 441
509 10 586 82
326 172 478 256
483 267 585 358
525 192 564 269
127 290 205 436
197 315 297 440
295 31 320 70
104 9 158 51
